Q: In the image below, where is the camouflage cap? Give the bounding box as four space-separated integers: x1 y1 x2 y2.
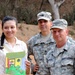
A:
37 11 52 21
51 19 68 29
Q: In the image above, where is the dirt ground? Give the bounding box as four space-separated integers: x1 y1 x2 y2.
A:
16 23 39 42
0 22 39 42
0 22 75 42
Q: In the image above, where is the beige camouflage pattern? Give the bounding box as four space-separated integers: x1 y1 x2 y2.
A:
27 33 55 75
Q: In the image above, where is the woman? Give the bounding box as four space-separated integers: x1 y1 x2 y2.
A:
0 16 30 74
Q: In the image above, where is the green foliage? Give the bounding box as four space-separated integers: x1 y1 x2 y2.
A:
73 7 75 20
0 0 75 25
62 7 75 26
16 6 37 24
62 13 74 25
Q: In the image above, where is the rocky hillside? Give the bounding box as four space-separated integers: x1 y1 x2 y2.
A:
0 22 75 43
0 22 39 42
17 24 75 41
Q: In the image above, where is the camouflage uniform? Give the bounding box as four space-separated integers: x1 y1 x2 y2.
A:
27 32 55 75
46 39 75 75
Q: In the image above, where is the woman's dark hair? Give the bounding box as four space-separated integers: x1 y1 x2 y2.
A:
0 16 18 48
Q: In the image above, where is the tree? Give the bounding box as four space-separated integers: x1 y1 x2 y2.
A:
48 0 65 19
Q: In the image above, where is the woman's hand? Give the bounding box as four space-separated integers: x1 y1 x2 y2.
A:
26 60 31 75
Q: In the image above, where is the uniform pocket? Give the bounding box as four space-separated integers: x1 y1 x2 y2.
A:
47 58 54 67
61 57 73 66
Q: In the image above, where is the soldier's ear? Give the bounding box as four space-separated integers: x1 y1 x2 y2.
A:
66 28 69 35
50 21 52 27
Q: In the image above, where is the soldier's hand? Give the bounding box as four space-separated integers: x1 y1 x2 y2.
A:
33 64 39 72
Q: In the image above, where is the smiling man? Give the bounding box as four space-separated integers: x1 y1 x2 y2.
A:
46 19 75 75
26 11 55 75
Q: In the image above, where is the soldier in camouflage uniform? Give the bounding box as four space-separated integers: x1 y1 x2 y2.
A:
46 19 75 75
26 12 75 75
27 11 55 75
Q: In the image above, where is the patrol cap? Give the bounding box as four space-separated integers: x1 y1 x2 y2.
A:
37 11 52 21
51 19 68 29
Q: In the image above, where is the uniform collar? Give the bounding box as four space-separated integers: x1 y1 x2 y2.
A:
62 39 72 51
35 32 55 44
53 39 71 57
